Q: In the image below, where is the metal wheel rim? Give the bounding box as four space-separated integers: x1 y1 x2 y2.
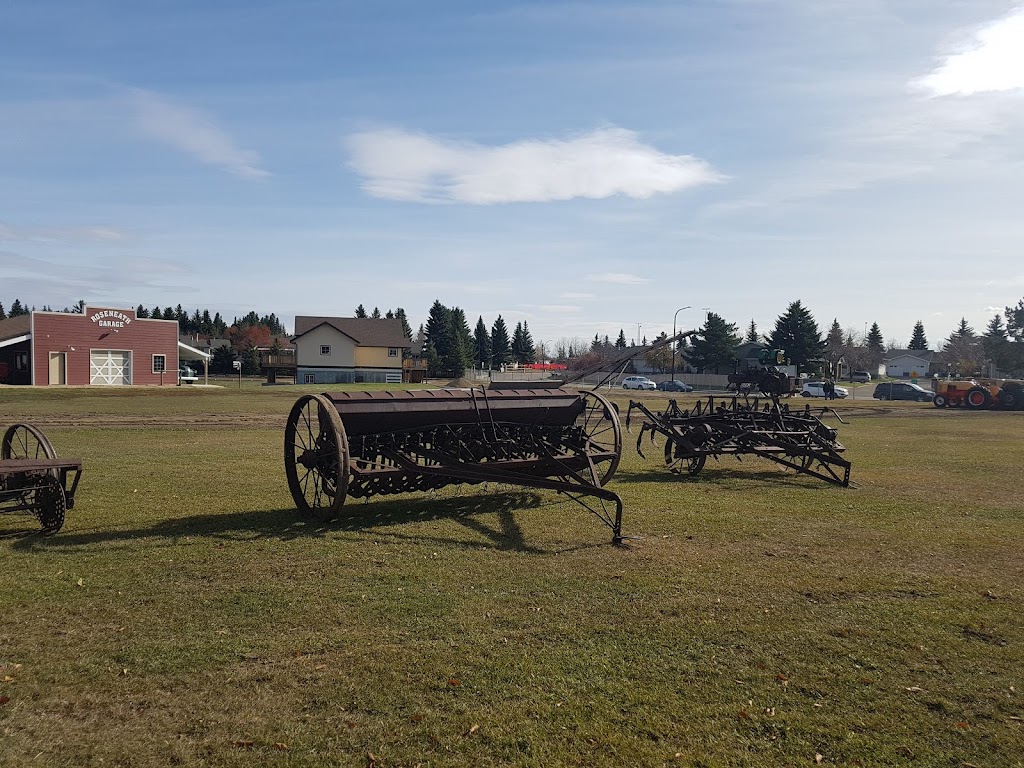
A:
577 390 622 486
284 394 349 522
2 423 56 461
35 475 66 535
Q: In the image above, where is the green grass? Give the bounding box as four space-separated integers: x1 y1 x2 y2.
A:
0 387 1021 767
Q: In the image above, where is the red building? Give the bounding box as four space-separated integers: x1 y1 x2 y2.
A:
0 307 183 386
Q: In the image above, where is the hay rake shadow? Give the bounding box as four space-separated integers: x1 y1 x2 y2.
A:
626 395 852 487
284 387 627 542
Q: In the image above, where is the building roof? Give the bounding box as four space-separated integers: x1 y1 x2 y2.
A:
293 317 410 348
0 315 31 344
884 348 936 362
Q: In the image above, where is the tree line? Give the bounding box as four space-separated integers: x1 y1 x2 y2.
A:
420 300 535 378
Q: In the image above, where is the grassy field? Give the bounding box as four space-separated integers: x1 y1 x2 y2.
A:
0 384 1021 767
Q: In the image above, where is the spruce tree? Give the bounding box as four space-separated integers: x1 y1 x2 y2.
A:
744 320 759 344
615 329 627 348
983 314 1009 371
449 307 473 374
371 307 381 319
0 302 5 320
909 321 928 350
511 322 527 363
474 316 491 368
520 322 535 363
394 308 413 341
768 301 824 368
689 312 741 373
491 315 512 366
354 304 367 318
424 300 455 376
824 319 845 372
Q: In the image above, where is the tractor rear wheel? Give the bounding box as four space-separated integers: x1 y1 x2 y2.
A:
932 394 947 407
965 387 992 410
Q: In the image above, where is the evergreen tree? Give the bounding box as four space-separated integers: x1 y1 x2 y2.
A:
615 329 627 348
824 319 845 372
150 305 161 321
520 322 535 363
394 308 413 341
211 345 237 375
213 312 227 337
474 316 492 368
201 309 213 335
354 304 367 318
689 312 741 373
175 304 186 324
72 300 85 313
135 304 149 319
9 299 26 317
450 307 474 373
909 321 928 350
241 346 261 375
162 307 175 321
0 302 5 320
768 301 823 369
744 320 759 344
866 322 884 353
371 307 381 319
385 309 394 319
491 315 512 366
591 333 602 352
983 314 1009 372
424 300 458 376
1006 298 1024 342
940 318 983 376
511 322 527 363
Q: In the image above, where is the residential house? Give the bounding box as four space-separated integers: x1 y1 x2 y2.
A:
292 316 410 384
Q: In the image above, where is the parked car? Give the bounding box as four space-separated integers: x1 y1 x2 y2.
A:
852 370 872 383
622 376 657 390
656 380 693 392
801 381 848 398
873 381 932 402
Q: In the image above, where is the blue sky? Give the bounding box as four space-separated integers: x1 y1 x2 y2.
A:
2 0 1023 349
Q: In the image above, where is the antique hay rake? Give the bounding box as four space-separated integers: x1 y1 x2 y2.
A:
0 423 83 535
284 387 626 541
627 395 852 486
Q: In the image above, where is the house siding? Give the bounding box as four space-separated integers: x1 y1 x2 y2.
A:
295 325 356 368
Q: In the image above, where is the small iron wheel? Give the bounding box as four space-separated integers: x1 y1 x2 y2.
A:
34 474 66 535
284 394 350 522
576 390 623 486
2 423 56 461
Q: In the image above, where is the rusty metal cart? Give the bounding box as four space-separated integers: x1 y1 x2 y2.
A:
0 423 82 535
284 387 626 541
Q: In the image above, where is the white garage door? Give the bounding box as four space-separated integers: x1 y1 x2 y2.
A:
90 351 132 385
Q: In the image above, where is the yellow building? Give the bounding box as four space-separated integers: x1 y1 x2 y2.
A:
292 316 410 384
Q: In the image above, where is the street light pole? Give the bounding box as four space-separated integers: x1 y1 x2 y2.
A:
671 306 692 381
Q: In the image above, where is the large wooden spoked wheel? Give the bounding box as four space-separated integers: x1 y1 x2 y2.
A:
284 395 350 522
576 391 622 486
2 423 56 461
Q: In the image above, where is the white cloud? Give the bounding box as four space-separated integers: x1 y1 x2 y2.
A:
584 272 652 285
536 305 582 313
129 89 269 179
559 292 594 299
345 127 722 204
915 7 1024 96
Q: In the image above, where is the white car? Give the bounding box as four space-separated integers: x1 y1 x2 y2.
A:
801 381 848 399
622 376 657 390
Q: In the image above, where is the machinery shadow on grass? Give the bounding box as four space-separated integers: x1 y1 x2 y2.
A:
612 467 833 488
11 491 573 555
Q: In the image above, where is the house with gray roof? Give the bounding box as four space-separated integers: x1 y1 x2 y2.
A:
883 349 936 379
292 316 410 384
